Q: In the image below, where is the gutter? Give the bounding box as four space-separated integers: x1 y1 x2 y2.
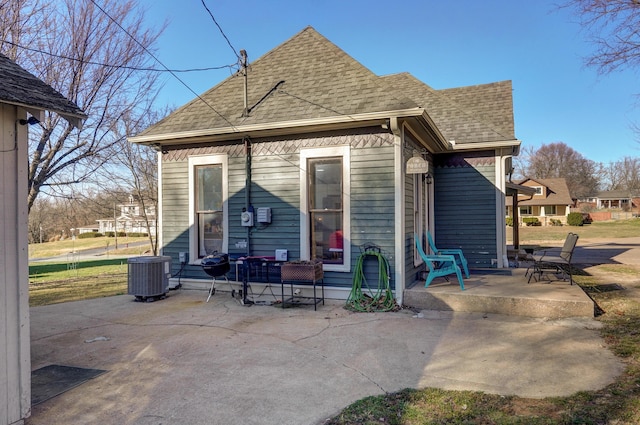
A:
450 139 522 152
129 108 427 145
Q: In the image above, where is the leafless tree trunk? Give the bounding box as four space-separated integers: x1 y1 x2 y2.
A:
0 0 165 213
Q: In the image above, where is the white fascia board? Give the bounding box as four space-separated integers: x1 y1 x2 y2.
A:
4 101 86 129
450 139 521 153
128 108 426 145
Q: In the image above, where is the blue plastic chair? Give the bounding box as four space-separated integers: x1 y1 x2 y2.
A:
426 231 470 278
415 233 465 290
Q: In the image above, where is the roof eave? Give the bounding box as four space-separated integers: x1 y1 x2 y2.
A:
506 182 537 196
129 108 427 146
4 100 86 129
451 139 521 154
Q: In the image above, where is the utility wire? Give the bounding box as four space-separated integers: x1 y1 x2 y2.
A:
200 0 240 60
0 40 237 73
88 0 238 129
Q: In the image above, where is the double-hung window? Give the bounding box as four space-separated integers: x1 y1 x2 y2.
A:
300 146 350 272
189 155 228 261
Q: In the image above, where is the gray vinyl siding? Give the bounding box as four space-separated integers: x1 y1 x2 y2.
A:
160 129 397 288
229 153 300 259
161 159 189 268
350 144 395 290
434 163 497 268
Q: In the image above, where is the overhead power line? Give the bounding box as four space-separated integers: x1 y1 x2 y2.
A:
1 40 237 73
200 0 240 59
88 0 237 128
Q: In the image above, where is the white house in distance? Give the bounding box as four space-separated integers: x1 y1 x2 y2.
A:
0 53 85 425
96 195 156 235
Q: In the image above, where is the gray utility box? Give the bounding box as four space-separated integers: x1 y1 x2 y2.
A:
127 256 171 299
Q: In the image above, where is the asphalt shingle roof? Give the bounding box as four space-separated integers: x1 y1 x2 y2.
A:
518 178 573 206
0 53 85 121
380 73 514 144
138 26 517 145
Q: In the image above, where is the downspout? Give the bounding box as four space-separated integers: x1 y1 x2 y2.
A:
389 117 405 305
498 154 511 267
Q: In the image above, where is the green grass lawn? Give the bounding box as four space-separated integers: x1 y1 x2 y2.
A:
29 236 152 258
508 218 640 243
29 258 129 307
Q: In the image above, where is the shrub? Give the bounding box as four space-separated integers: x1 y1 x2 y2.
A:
506 217 513 227
567 212 584 226
104 231 127 237
126 232 148 237
77 232 102 239
550 219 563 226
523 217 540 226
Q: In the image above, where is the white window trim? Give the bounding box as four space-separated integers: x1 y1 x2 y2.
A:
300 146 351 272
188 154 228 264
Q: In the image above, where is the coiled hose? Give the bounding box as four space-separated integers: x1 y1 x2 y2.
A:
345 249 397 312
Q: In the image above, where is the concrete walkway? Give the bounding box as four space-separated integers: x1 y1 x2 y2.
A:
27 288 624 425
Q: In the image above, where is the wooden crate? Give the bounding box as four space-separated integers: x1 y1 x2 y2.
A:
281 260 323 281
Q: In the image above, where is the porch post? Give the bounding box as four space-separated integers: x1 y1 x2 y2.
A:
512 194 520 250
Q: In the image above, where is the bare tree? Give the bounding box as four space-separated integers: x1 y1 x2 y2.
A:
565 0 640 75
602 156 640 191
523 141 600 199
0 0 165 213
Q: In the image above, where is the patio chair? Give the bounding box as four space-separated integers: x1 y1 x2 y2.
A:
426 231 470 278
526 232 579 285
414 233 465 290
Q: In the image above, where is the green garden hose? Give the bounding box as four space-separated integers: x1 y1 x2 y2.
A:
345 249 398 312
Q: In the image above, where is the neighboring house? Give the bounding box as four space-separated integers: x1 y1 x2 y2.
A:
96 195 156 235
506 178 573 225
76 225 100 234
0 53 85 425
129 27 525 304
593 190 639 211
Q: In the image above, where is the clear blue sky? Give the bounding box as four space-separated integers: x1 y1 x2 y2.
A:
140 0 640 164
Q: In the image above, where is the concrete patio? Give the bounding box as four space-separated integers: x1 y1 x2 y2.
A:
26 287 623 425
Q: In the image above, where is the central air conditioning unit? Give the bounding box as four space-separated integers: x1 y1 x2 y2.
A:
127 256 171 301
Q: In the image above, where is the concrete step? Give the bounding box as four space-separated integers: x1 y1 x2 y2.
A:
404 269 595 319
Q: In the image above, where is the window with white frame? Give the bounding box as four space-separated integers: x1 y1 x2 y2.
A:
300 146 350 272
545 205 557 215
188 155 228 261
533 186 543 195
519 205 532 215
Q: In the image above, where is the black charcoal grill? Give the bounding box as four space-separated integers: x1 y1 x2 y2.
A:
201 253 230 302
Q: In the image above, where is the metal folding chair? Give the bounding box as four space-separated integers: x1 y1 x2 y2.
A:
526 232 579 285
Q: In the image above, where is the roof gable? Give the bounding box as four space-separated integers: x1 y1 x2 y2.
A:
0 53 85 127
518 178 573 205
140 26 416 137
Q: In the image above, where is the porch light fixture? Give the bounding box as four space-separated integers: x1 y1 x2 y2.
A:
18 116 40 126
425 174 433 185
